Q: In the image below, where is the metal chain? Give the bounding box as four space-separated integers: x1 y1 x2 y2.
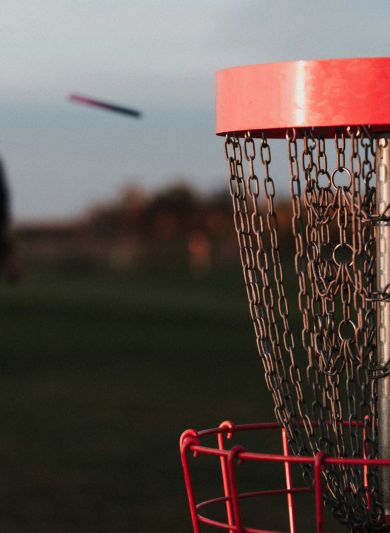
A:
224 127 390 530
225 135 302 453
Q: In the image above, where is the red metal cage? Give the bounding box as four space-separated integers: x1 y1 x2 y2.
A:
180 421 390 533
180 57 390 532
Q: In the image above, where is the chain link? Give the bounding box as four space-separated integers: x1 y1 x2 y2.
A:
224 127 390 531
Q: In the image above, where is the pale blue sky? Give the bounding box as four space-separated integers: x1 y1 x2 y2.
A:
1 0 390 219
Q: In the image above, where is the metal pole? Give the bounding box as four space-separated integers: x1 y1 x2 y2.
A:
376 136 390 516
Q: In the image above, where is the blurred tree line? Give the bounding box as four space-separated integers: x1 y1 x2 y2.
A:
15 183 294 272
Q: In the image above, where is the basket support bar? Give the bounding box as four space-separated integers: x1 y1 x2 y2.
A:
218 423 235 533
314 452 325 533
377 136 390 516
281 428 297 533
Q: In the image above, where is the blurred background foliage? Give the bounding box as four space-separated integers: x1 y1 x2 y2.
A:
0 184 345 532
16 183 294 273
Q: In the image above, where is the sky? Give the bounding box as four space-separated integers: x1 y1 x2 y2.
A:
1 0 390 220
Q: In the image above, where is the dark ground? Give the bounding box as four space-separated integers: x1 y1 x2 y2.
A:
0 259 346 532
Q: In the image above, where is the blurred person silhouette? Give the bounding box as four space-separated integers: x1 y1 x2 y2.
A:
0 158 20 282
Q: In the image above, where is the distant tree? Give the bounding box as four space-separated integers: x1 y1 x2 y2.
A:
143 183 199 240
149 183 198 213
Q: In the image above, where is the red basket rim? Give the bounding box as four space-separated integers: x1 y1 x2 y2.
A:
181 420 390 466
216 57 390 138
180 420 390 533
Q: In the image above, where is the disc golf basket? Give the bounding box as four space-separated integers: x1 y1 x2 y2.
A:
179 58 390 532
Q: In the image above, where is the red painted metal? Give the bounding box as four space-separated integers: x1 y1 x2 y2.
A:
227 445 245 532
216 57 390 138
217 421 235 532
180 421 390 532
180 429 201 533
281 429 296 533
313 452 325 533
363 416 371 511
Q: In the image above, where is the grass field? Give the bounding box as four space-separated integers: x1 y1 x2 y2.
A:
0 259 345 532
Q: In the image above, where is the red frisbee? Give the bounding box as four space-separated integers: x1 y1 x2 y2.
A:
216 57 390 138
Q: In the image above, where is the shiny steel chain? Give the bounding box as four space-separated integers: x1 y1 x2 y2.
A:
224 129 389 531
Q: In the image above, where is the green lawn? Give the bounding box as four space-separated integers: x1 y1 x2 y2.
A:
0 260 344 532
